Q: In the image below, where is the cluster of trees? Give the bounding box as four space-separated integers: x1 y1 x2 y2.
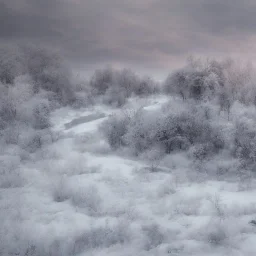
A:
101 58 256 172
0 44 161 158
102 102 256 171
101 104 225 159
164 57 256 113
2 43 256 172
89 68 159 107
0 45 75 105
0 45 71 157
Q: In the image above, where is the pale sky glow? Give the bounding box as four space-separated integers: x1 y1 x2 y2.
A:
1 0 256 77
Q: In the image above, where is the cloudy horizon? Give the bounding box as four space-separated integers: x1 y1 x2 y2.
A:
1 0 256 78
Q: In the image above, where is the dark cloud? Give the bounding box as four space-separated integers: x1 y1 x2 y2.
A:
1 0 256 76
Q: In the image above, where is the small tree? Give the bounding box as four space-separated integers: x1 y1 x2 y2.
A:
218 89 232 120
90 67 115 95
0 45 24 84
32 102 51 130
23 46 75 105
100 113 131 149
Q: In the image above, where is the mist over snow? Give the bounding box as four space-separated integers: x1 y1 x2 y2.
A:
2 0 256 255
1 44 256 256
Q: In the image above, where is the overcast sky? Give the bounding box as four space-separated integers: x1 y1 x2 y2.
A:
1 0 256 78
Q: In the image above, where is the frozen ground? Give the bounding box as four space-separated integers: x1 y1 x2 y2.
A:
1 96 256 256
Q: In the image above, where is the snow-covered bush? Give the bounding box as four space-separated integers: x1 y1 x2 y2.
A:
103 102 225 159
0 155 24 188
131 107 223 156
102 85 127 107
135 77 160 95
124 109 161 155
73 221 130 253
73 83 95 108
90 67 115 95
100 113 131 149
141 223 165 250
0 84 18 127
233 118 256 169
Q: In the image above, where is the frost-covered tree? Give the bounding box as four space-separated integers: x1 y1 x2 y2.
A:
0 45 25 84
164 58 225 101
233 118 256 168
100 113 131 149
22 46 75 105
218 88 232 120
90 67 115 95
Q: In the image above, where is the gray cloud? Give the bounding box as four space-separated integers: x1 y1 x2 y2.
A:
1 0 256 76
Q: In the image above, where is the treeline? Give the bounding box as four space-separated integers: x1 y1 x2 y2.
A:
1 44 256 174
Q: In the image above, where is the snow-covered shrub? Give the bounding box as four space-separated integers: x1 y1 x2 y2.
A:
0 155 23 188
32 100 51 130
2 125 20 145
0 70 53 154
141 223 165 250
0 85 17 126
124 109 161 155
100 112 131 149
90 67 115 95
102 85 127 107
70 185 102 215
73 83 95 108
103 103 225 159
135 77 160 95
115 68 139 97
233 118 256 169
73 221 130 254
126 106 224 157
18 128 53 153
207 223 228 246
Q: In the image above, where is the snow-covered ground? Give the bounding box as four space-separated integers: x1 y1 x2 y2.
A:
2 96 256 256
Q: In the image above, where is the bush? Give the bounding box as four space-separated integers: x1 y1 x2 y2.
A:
73 222 130 254
90 67 115 95
32 101 51 130
103 103 225 158
128 107 224 156
0 155 24 188
100 113 131 149
0 85 17 126
141 223 165 250
115 68 139 97
102 85 127 107
233 118 256 169
124 109 160 155
134 76 160 95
